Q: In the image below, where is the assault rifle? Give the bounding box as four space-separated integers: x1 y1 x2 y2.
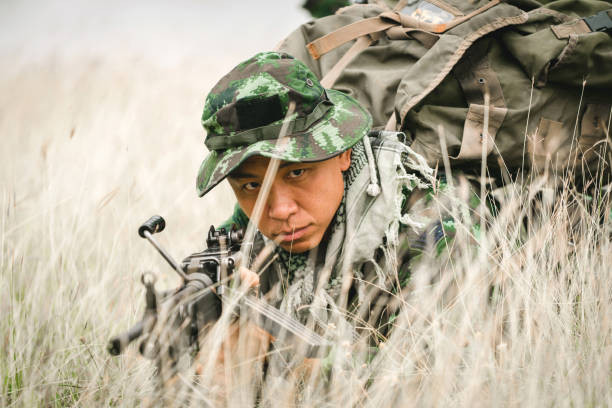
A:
107 215 329 368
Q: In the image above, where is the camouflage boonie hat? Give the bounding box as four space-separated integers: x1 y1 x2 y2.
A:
196 51 372 197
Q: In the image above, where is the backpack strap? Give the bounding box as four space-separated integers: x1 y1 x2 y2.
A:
307 0 501 60
320 35 376 88
551 9 612 39
452 43 507 160
306 16 396 60
314 0 503 88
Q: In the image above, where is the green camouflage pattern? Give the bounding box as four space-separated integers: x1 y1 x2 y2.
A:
197 52 372 197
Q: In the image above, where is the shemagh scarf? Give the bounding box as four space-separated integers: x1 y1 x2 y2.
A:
271 140 367 322
261 133 433 326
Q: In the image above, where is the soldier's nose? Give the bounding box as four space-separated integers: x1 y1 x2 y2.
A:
267 185 298 221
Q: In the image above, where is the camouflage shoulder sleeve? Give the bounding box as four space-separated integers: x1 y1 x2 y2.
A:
218 203 250 231
401 182 457 258
398 176 497 280
395 178 468 288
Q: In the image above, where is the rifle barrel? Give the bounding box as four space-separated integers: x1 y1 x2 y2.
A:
107 320 145 356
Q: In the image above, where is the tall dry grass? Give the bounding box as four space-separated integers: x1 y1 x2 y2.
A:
0 57 236 405
1 57 612 407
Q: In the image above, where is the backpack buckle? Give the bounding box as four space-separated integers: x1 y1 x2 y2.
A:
583 10 612 33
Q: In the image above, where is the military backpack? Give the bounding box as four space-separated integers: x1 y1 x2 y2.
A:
279 0 612 180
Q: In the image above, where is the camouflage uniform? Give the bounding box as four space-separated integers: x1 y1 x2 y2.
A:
197 52 456 340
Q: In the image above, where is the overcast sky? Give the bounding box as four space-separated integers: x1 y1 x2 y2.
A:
0 0 311 66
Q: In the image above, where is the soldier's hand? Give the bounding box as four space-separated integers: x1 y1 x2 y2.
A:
239 266 260 289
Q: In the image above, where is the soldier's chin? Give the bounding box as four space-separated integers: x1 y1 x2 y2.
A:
277 238 316 253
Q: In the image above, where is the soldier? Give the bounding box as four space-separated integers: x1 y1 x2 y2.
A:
196 51 455 350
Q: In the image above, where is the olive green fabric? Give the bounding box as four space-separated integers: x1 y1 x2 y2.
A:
196 52 372 197
278 0 612 178
302 0 350 18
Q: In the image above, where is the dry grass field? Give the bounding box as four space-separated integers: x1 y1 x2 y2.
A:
1 2 612 407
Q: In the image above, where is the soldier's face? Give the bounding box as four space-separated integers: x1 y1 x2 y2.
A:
227 151 351 253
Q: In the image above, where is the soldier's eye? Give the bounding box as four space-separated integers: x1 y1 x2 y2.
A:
288 169 305 179
243 182 260 191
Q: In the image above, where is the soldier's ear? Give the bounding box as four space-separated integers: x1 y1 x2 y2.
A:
337 149 352 172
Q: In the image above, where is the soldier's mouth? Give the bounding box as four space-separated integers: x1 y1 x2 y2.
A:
276 225 311 243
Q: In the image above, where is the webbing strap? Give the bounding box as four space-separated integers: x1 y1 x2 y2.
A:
453 44 508 160
382 0 402 138
551 9 612 39
319 26 439 88
205 100 333 150
384 112 397 131
306 0 501 60
320 35 373 88
306 17 396 60
385 27 440 47
551 19 591 39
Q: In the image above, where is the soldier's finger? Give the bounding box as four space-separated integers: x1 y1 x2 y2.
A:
239 266 260 288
